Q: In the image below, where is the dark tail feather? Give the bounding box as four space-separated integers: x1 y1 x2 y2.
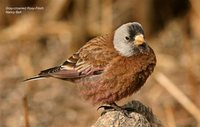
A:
23 66 61 82
23 75 48 82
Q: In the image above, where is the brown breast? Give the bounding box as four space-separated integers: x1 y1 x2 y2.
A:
78 46 156 105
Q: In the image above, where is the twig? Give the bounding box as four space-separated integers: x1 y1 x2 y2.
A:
101 0 113 33
44 0 70 21
155 72 200 123
23 96 30 127
164 104 176 127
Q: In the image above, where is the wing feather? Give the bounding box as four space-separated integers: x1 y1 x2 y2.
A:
24 34 117 82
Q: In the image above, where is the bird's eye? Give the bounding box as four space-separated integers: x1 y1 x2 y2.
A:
125 36 130 40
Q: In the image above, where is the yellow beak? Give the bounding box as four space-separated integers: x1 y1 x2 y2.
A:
134 34 145 46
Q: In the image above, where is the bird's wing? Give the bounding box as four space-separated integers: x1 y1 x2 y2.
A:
24 34 117 81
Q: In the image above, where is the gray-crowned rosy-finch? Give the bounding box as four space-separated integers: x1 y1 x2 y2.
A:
24 22 156 109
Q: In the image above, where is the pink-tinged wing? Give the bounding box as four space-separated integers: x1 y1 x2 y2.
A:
48 34 115 79
24 54 103 82
34 53 103 80
24 34 115 82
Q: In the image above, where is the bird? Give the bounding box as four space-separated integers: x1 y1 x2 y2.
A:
24 22 156 111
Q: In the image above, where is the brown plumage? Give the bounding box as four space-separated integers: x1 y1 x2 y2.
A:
24 22 156 105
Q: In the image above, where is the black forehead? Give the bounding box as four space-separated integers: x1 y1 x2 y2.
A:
128 24 144 38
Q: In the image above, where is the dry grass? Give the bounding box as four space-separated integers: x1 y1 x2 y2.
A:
0 0 200 127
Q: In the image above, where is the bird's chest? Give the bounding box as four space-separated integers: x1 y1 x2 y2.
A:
131 59 156 93
115 57 154 94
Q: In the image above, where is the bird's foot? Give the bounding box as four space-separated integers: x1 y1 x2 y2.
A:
98 102 130 117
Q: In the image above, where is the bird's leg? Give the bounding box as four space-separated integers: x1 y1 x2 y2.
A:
98 102 130 117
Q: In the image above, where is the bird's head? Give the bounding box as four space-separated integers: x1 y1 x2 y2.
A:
113 22 149 57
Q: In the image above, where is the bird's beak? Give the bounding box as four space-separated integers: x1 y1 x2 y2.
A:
134 34 145 46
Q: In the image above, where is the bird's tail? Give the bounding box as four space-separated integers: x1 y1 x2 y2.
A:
23 66 60 82
23 75 47 82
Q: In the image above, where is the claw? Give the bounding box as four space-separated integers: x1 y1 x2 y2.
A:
98 102 132 117
98 105 115 116
97 105 114 110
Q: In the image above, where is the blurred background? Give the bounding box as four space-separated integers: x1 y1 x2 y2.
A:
0 0 200 127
